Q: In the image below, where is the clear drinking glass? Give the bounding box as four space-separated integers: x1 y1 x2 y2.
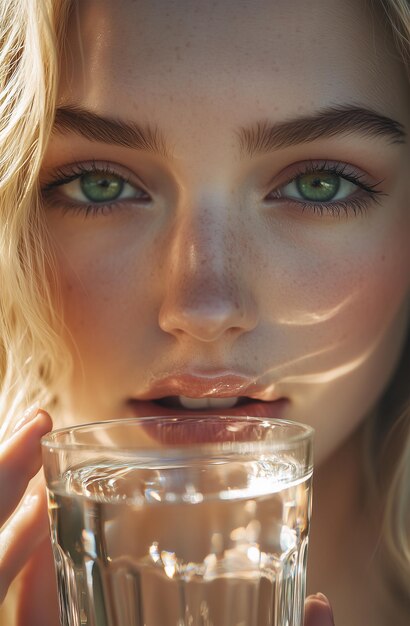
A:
42 415 314 626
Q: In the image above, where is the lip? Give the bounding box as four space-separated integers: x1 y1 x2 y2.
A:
125 398 289 444
125 372 288 444
137 373 281 402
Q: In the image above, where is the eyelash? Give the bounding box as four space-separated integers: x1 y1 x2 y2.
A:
42 161 149 218
41 159 384 218
265 160 384 217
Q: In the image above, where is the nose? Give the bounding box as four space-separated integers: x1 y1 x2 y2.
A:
158 206 258 343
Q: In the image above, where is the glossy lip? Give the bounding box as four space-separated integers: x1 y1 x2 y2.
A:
137 373 281 401
124 400 290 444
126 372 288 443
131 412 287 445
125 397 289 420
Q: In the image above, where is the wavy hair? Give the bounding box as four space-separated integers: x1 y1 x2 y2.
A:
0 0 409 614
0 0 72 438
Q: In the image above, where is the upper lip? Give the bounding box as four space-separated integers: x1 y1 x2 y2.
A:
133 373 282 402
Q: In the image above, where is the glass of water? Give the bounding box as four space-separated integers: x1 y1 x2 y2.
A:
42 415 313 626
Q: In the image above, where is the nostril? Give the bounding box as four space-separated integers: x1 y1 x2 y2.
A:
158 302 257 342
158 257 259 341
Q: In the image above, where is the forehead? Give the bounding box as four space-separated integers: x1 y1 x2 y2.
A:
60 0 407 130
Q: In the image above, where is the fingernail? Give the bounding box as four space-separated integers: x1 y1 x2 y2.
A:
314 593 330 603
22 492 39 508
312 593 335 623
12 402 41 434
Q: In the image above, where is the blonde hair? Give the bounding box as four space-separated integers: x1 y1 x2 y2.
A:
382 403 410 606
0 0 71 437
376 0 410 75
0 0 409 613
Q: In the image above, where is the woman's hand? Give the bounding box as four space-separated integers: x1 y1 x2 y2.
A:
304 593 335 626
0 407 60 626
0 408 336 626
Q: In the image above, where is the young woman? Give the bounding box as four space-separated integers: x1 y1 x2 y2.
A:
0 1 409 624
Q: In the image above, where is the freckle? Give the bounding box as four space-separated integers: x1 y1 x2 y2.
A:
185 41 191 48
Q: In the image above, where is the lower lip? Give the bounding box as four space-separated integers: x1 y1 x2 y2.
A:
125 398 289 444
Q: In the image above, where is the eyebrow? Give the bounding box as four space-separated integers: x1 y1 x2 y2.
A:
53 103 406 159
237 104 406 156
53 105 172 158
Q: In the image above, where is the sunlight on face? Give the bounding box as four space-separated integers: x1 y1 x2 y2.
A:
41 0 410 464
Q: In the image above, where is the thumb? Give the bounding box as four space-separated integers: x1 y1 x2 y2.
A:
304 593 335 626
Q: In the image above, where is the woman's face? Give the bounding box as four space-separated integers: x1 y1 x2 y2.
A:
41 0 409 464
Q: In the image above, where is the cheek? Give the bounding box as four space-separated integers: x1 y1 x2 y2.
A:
304 250 407 347
249 200 409 381
51 227 160 360
266 215 409 464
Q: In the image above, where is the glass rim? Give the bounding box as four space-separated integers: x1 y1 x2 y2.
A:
41 415 314 457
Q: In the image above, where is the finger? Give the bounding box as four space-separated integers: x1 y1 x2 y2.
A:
0 481 49 604
304 593 335 626
17 536 60 626
0 410 52 527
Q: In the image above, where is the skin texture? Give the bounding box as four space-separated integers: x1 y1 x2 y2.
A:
32 0 410 623
43 0 409 460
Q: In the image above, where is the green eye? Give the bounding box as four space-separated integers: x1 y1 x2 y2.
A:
296 173 340 202
80 172 124 203
47 164 151 213
264 162 382 218
273 168 361 209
